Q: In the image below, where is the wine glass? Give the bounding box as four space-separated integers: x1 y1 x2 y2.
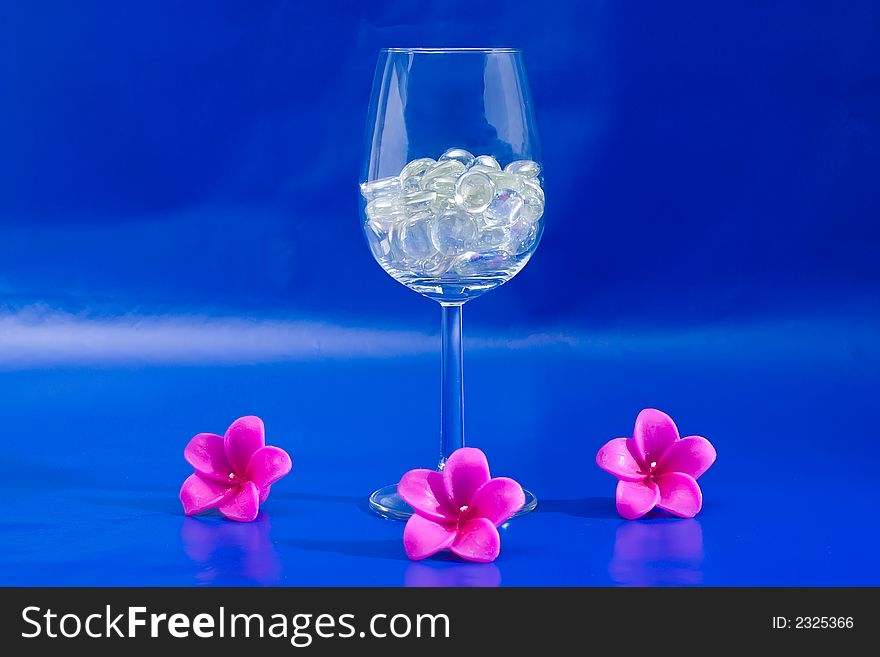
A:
360 47 544 519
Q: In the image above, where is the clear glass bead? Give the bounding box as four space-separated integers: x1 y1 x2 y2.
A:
504 159 541 178
397 214 437 261
453 250 513 277
454 170 495 213
402 190 437 216
507 218 539 255
360 176 401 201
422 175 457 196
473 154 501 170
430 209 478 256
484 188 523 227
399 158 437 192
420 160 467 192
438 147 476 169
519 179 545 222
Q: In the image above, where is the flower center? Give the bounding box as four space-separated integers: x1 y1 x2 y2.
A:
455 505 471 529
228 472 245 485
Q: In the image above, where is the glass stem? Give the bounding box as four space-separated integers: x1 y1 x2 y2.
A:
439 303 464 468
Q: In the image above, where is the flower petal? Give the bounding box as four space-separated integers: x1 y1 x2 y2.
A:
451 517 501 563
467 477 525 526
259 486 271 504
398 469 455 523
633 408 680 467
180 473 233 515
443 447 490 508
656 436 716 479
224 416 265 476
596 437 644 482
616 479 660 520
656 472 702 518
184 433 233 483
218 481 261 522
403 513 456 560
245 446 292 490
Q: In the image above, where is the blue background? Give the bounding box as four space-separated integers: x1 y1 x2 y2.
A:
1 0 878 586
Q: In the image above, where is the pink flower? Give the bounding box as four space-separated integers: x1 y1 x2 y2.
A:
179 416 292 522
596 409 716 520
398 447 525 563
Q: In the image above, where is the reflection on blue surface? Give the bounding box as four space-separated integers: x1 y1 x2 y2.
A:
405 562 502 588
608 519 704 586
181 514 281 586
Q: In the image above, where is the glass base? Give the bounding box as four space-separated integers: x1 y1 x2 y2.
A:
368 483 537 521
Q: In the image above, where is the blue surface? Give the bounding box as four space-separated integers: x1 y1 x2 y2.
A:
1 1 879 586
2 316 878 586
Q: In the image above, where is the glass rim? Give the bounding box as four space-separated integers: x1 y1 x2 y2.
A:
380 47 520 54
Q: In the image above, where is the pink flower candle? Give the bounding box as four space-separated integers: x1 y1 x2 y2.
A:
597 409 716 519
180 416 292 522
398 448 525 563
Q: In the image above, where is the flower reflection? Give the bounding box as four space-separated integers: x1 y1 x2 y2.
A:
608 519 704 586
180 513 281 585
405 561 502 587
